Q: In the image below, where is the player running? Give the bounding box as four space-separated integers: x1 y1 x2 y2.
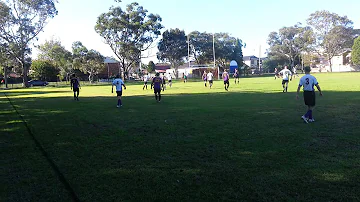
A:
292 66 299 79
274 67 279 79
167 72 172 88
279 66 292 92
151 73 163 102
143 73 149 90
222 70 230 91
70 74 80 101
233 68 240 84
202 70 208 87
162 73 166 91
207 71 214 89
112 74 126 108
296 66 323 123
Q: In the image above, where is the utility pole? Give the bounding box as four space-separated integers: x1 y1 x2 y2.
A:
258 45 261 73
213 33 218 79
188 34 190 78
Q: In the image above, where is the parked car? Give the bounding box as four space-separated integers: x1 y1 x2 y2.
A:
27 80 49 87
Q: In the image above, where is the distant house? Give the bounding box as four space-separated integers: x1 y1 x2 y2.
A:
155 63 171 73
99 57 121 78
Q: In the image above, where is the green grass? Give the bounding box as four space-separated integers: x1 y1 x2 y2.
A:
1 72 360 201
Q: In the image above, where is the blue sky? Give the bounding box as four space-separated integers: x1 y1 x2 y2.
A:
34 0 360 63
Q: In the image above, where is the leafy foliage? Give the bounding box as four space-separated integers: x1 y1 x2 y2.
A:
30 60 59 81
147 61 156 73
95 2 163 79
157 28 187 77
267 24 314 68
307 10 354 71
352 37 360 65
0 0 58 86
72 41 104 82
37 39 73 81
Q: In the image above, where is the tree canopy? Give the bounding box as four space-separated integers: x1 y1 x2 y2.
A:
352 37 360 65
95 2 163 79
157 28 187 77
0 0 58 86
37 39 73 81
307 10 354 72
72 41 104 82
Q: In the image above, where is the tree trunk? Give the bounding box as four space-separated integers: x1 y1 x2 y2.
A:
4 66 8 88
329 57 333 72
88 73 93 83
22 61 28 87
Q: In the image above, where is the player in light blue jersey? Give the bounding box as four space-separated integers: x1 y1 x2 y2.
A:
112 74 126 108
296 66 323 123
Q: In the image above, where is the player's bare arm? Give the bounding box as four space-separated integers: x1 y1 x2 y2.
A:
316 84 322 96
296 85 301 99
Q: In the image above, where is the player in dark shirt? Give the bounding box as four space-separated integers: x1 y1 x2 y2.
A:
151 73 163 102
70 74 80 101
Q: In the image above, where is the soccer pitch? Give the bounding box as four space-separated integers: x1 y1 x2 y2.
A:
1 73 360 201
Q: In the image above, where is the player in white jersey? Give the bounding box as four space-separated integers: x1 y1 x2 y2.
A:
207 71 214 89
112 74 126 108
279 66 292 92
296 66 323 123
292 66 299 79
143 73 149 90
167 73 172 87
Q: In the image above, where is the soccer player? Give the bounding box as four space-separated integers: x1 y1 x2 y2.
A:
274 68 278 80
202 70 208 87
292 66 299 79
112 74 126 108
70 74 80 101
222 69 230 91
162 73 166 91
296 66 323 123
234 68 240 84
183 73 187 83
151 73 163 102
143 73 149 90
167 72 172 88
279 66 292 92
207 71 214 89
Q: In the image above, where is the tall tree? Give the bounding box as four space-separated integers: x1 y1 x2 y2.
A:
352 37 360 65
267 24 314 68
37 39 73 81
307 10 354 72
157 28 187 77
30 60 58 81
72 41 105 82
147 61 156 73
95 2 163 79
188 31 213 64
0 0 58 86
214 33 244 70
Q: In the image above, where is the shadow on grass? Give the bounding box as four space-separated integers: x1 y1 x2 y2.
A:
1 90 360 201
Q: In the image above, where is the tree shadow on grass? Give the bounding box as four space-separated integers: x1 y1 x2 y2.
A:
1 90 360 201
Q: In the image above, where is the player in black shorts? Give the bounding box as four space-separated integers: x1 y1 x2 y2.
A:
70 74 80 101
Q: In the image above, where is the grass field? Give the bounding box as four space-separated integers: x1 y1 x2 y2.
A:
1 73 360 201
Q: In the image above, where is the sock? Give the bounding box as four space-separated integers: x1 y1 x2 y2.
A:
304 110 310 118
117 99 120 106
155 94 158 101
309 110 313 119
159 94 161 101
119 99 122 106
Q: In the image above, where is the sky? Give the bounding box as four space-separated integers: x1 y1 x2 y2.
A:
34 0 360 63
